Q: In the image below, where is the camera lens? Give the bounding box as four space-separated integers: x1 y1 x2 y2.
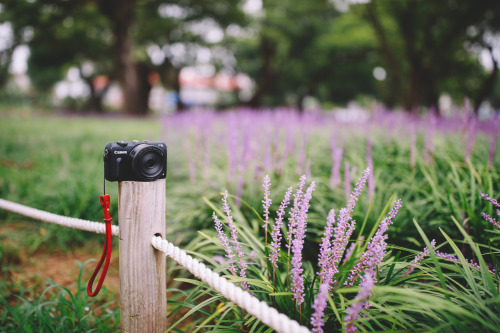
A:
130 144 165 181
145 159 156 168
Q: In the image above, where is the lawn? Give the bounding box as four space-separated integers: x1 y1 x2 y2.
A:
1 108 499 332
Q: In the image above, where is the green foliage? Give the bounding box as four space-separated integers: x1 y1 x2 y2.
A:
0 0 248 113
22 1 113 91
360 0 500 110
232 0 500 109
2 0 500 111
165 182 500 332
0 261 119 332
0 111 499 330
0 113 162 250
163 113 500 250
2 110 498 249
234 0 379 107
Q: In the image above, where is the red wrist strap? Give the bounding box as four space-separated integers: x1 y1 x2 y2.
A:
87 194 113 297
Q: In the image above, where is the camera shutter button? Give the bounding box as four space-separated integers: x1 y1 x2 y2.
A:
117 141 128 147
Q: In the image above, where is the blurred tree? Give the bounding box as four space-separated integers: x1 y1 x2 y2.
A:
97 0 247 114
0 0 246 114
311 9 379 106
28 1 113 111
0 0 39 90
0 0 117 111
361 0 500 113
234 0 379 109
3 0 499 113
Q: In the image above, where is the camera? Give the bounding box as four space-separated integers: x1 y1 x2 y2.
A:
103 140 167 182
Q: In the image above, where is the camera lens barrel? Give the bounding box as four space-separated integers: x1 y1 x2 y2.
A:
129 144 166 181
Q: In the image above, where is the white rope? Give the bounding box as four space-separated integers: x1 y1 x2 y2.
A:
151 236 311 333
0 198 311 332
0 198 119 236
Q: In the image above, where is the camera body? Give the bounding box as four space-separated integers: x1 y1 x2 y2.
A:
103 140 167 182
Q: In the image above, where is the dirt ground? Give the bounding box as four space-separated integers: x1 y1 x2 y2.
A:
0 221 120 296
14 249 121 294
1 220 211 332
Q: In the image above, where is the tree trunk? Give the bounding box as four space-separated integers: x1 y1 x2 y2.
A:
364 1 404 108
170 66 185 111
160 58 184 112
98 0 151 115
0 38 20 90
0 48 15 89
247 36 278 108
121 61 151 115
86 80 104 112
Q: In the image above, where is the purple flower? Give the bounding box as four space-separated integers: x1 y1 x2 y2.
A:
286 175 307 250
330 146 343 188
343 236 364 265
423 124 434 165
234 174 244 207
366 139 375 199
291 181 316 305
184 139 196 183
272 128 281 167
262 175 272 243
481 192 500 207
269 186 293 269
435 250 486 272
321 168 370 289
465 118 476 161
480 192 500 229
222 191 249 289
212 254 227 266
278 128 293 175
346 168 370 214
403 239 436 277
305 159 312 178
344 273 374 333
323 208 351 287
297 133 307 175
346 199 402 287
213 212 237 275
264 129 272 171
482 212 500 229
410 128 416 170
488 133 498 169
202 122 211 180
318 210 336 282
226 125 238 183
310 283 329 333
344 162 351 203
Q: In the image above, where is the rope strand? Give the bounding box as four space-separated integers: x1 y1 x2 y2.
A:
151 236 310 333
0 198 119 236
0 198 311 333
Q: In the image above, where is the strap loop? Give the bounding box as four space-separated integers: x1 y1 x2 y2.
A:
87 195 113 297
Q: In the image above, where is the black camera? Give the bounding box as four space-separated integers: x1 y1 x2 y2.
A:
103 140 167 182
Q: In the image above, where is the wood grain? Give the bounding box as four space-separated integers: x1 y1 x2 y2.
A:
118 179 167 333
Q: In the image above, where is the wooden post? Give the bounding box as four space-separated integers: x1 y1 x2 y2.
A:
118 179 167 333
